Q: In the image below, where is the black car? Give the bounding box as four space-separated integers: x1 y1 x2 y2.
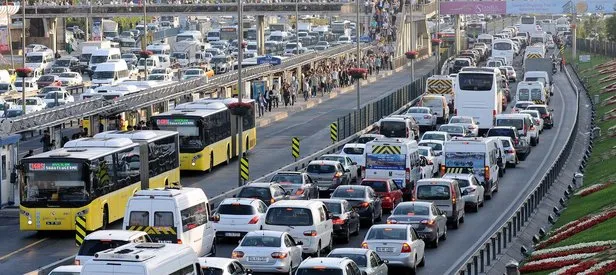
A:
270 171 319 200
487 126 531 161
236 182 290 206
330 185 382 226
316 199 360 243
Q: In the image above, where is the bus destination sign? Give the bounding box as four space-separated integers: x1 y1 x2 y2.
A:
29 162 80 171
156 118 195 126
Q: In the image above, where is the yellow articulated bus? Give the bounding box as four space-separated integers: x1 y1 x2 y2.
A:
151 98 257 171
19 131 180 231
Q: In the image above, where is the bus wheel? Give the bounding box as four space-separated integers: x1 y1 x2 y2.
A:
226 146 230 165
208 153 214 173
102 206 109 230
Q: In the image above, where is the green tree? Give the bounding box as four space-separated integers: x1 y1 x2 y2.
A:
607 16 616 42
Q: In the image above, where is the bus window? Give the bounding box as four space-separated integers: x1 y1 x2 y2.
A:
458 73 493 91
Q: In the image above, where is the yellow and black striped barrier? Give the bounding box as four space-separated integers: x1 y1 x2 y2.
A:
127 225 177 235
292 137 300 160
240 157 249 181
427 79 453 94
330 122 338 143
445 167 475 174
371 145 402 154
75 216 86 247
560 46 565 56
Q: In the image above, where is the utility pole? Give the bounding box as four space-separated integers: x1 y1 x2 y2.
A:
6 0 14 70
21 0 25 67
572 10 577 60
356 0 360 112
296 0 299 54
237 0 244 187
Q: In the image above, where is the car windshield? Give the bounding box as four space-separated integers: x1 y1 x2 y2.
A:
393 204 430 216
184 70 201 75
515 102 532 109
380 121 407 138
90 56 108 64
450 117 472 124
78 240 129 256
418 148 429 156
527 106 547 115
408 108 429 114
416 185 451 200
148 75 166 80
211 57 227 64
138 59 155 66
422 133 445 141
265 207 313 226
240 235 281 247
122 54 135 59
296 268 343 275
238 187 271 201
218 204 255 215
44 92 63 99
366 228 407 240
26 55 43 63
54 60 71 67
323 202 342 214
332 188 365 199
92 71 114 79
201 268 223 275
307 164 336 174
329 253 367 267
58 73 76 78
362 180 388 192
342 147 364 155
439 125 463 133
419 142 443 151
39 76 55 82
271 174 303 184
493 42 512 50
0 84 10 90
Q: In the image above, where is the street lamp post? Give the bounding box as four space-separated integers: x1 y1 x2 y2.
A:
435 0 440 73
237 0 244 187
356 0 360 112
21 0 25 67
296 0 299 54
142 0 148 79
6 0 14 70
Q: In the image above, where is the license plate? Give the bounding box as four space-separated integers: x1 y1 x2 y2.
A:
376 247 394 253
248 256 267 262
318 186 329 191
46 221 61 225
225 232 241 237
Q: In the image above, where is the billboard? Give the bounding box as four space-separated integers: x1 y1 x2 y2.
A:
506 0 616 14
440 1 507 15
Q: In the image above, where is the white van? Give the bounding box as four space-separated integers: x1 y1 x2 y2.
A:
81 243 200 275
377 116 419 140
495 113 538 146
414 178 465 228
207 29 221 42
92 60 130 86
82 84 141 100
516 81 547 104
137 56 161 73
146 42 171 55
263 200 333 257
177 31 204 43
524 71 552 97
123 187 215 257
75 230 152 265
364 137 422 200
25 51 54 74
89 48 122 72
442 137 501 199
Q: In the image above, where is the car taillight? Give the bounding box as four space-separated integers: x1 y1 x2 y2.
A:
359 202 370 208
485 166 490 182
333 171 343 178
177 239 183 244
304 230 317 236
270 198 276 204
271 252 288 259
506 149 515 154
332 218 345 225
424 115 431 119
401 243 412 253
361 242 369 249
405 168 411 182
387 219 397 224
74 260 81 265
211 214 220 223
440 165 446 176
295 189 305 195
232 251 244 259
421 219 436 226
248 216 260 224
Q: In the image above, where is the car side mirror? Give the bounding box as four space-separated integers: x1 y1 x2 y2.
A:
345 169 350 173
296 241 303 245
550 108 554 112
351 162 357 165
462 190 468 196
245 269 253 275
362 271 367 275
232 194 237 198
382 259 389 264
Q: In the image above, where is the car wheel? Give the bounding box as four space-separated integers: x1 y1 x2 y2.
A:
531 138 537 146
440 227 447 241
498 167 504 177
431 231 439 248
314 241 322 257
368 212 375 226
418 255 426 267
375 207 383 222
210 239 217 256
342 227 350 244
352 220 361 236
485 190 493 200
409 258 417 275
460 214 465 224
452 215 460 229
101 206 109 230
473 201 480 212
288 263 293 275
327 235 333 252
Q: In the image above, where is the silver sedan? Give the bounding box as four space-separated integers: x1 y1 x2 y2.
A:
232 230 303 274
327 248 389 275
386 201 448 248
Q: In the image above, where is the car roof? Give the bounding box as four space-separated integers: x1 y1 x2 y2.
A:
198 257 236 269
84 229 147 241
50 265 82 273
299 257 352 268
274 171 304 175
308 160 341 166
419 139 445 144
342 143 365 148
418 146 433 151
329 248 370 255
270 200 324 208
396 201 433 207
443 173 474 180
369 224 410 230
314 198 347 204
220 198 262 205
423 131 448 135
244 230 285 238
527 104 548 108
491 126 516 130
245 182 274 188
417 178 457 184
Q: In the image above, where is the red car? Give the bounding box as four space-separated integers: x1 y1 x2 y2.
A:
360 178 403 211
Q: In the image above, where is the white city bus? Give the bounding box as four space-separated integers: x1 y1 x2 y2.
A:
454 67 504 134
519 16 537 34
491 39 515 66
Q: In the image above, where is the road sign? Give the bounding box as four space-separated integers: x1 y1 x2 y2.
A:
330 122 338 143
257 55 282 65
292 137 300 159
240 157 249 181
75 216 86 247
579 55 591 63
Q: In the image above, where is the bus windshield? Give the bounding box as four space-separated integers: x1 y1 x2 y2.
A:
458 73 494 91
153 117 203 152
22 161 89 205
493 42 512 51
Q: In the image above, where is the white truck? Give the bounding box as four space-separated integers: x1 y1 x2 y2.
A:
102 19 119 41
426 75 455 104
171 40 202 67
79 41 112 69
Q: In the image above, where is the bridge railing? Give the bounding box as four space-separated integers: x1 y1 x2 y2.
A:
451 58 582 275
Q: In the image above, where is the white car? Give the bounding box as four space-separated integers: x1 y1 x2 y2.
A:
47 265 82 275
503 66 517 82
406 107 437 130
232 230 303 274
339 143 366 169
418 146 439 177
43 91 75 107
362 224 425 273
520 109 544 133
14 78 38 93
296 257 363 275
318 154 360 183
442 173 485 212
75 230 152 266
418 139 445 156
197 257 252 275
182 68 206 80
147 73 173 82
420 131 451 142
511 101 534 113
57 72 83 86
494 136 518 168
327 248 389 275
213 198 268 240
448 116 480 137
15 97 46 113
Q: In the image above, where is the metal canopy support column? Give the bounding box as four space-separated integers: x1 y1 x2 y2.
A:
257 15 265 56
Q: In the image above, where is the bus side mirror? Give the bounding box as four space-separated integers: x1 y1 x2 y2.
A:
10 171 17 184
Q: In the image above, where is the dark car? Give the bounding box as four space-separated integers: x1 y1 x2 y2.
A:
486 126 531 161
330 185 382 226
306 160 351 194
52 56 80 72
36 75 61 88
270 171 319 200
315 199 360 243
526 104 554 129
438 124 468 137
236 182 290 206
360 178 403 212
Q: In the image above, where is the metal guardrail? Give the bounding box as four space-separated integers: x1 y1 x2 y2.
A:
576 38 616 58
0 45 366 135
451 65 582 275
208 69 433 208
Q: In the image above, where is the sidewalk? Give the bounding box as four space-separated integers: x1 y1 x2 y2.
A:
256 56 434 128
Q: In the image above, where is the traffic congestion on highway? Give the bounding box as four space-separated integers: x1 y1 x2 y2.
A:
0 10 581 275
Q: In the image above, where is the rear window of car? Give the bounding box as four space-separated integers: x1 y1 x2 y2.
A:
307 164 336 173
265 207 313 226
323 202 342 214
361 180 388 192
454 178 470 188
78 240 129 256
487 128 515 137
419 142 443 151
343 147 364 154
201 268 224 275
332 188 366 199
380 121 407 138
527 106 547 115
366 228 407 240
296 268 343 275
416 185 451 200
357 136 377 144
240 235 281 247
450 117 472 124
218 204 256 215
496 118 523 130
500 139 512 147
421 133 445 141
515 102 532 109
238 187 272 201
271 174 303 184
392 204 430 216
328 253 367 267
